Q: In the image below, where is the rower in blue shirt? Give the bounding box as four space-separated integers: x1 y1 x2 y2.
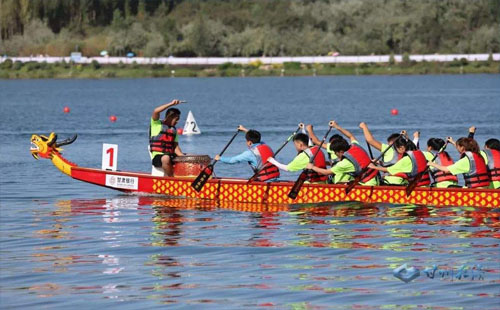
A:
215 125 280 181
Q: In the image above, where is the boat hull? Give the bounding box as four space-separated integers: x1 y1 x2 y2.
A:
70 166 500 208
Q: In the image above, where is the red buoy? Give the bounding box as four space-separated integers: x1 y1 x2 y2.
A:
109 115 117 122
177 128 183 135
391 109 399 116
63 106 70 113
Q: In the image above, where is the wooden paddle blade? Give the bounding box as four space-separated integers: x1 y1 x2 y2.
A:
405 180 419 197
191 165 214 192
345 174 362 195
345 181 355 195
288 170 309 200
247 169 260 183
405 171 424 197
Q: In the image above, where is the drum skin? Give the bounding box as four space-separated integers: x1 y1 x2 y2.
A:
173 155 211 177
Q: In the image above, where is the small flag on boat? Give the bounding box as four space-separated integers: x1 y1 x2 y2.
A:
183 110 201 135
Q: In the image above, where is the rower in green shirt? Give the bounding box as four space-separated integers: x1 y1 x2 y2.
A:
428 137 491 189
268 133 328 183
306 121 379 186
306 124 342 166
423 138 459 188
359 123 419 185
369 138 421 186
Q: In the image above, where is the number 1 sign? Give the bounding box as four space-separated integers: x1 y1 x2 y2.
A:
102 143 118 171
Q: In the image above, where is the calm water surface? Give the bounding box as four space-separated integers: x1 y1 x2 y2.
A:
1 75 499 309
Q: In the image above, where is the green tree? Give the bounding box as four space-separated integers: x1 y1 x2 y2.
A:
137 0 146 21
1 0 499 57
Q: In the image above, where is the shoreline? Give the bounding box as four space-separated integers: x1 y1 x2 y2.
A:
1 60 499 79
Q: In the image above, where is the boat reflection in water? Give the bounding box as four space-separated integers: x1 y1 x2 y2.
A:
26 196 499 305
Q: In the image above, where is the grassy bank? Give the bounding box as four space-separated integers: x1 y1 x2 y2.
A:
1 59 499 79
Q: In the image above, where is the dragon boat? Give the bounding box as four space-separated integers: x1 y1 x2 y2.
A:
31 133 499 208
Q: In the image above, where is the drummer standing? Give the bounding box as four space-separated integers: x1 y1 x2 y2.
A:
149 99 185 176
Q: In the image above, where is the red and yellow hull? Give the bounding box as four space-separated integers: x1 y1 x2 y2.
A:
68 166 500 208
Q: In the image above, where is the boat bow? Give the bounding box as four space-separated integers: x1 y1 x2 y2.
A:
31 132 78 176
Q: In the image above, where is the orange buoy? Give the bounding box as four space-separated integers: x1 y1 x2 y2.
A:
63 106 70 113
391 109 399 116
177 128 183 135
109 115 117 122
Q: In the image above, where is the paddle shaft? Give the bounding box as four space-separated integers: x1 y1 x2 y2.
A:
345 134 403 195
366 141 374 159
211 129 241 166
306 126 332 164
288 124 334 199
248 124 303 182
191 129 240 192
273 124 304 157
366 141 383 184
405 141 448 196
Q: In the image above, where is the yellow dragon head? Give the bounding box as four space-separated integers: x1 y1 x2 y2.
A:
31 133 77 159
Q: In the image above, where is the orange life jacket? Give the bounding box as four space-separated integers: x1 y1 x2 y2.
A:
343 144 378 183
484 149 500 182
429 151 459 184
395 150 431 186
251 143 280 181
462 151 491 188
150 123 177 154
304 146 328 182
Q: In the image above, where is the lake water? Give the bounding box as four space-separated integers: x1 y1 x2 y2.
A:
0 75 499 309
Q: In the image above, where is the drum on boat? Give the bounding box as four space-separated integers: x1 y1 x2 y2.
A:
173 155 211 177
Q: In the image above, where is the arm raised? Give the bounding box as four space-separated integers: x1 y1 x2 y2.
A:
359 122 382 151
152 99 182 121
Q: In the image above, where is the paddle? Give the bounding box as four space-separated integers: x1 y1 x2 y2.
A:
191 128 240 192
366 140 382 184
247 123 304 183
288 121 334 200
405 140 448 197
366 141 374 159
345 133 404 195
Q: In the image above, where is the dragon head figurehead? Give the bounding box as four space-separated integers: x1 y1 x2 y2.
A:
31 133 77 159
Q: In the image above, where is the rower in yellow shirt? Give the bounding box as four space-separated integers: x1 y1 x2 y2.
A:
428 137 491 189
369 137 431 187
268 133 328 183
423 138 459 188
306 121 378 186
305 124 343 166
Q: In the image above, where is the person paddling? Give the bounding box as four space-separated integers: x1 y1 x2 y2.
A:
423 138 459 188
305 124 343 166
464 126 499 189
268 133 328 184
305 121 378 186
359 122 403 167
428 137 491 189
359 122 419 167
215 125 280 182
369 137 430 186
150 99 185 176
483 138 500 189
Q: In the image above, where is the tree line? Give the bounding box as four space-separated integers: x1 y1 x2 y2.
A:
1 0 499 57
